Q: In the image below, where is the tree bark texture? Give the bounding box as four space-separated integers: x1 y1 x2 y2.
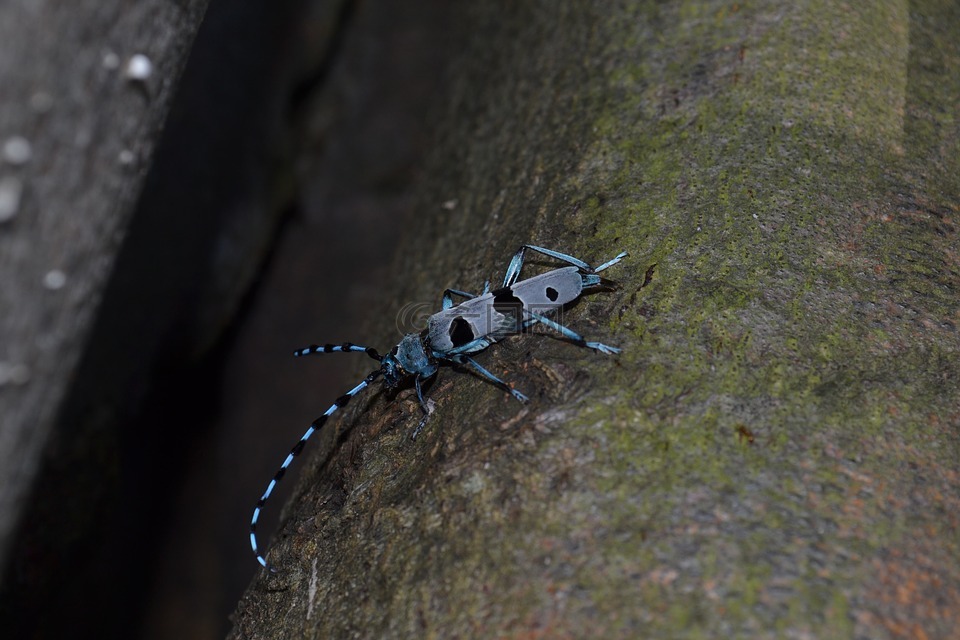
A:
232 1 959 638
0 0 208 575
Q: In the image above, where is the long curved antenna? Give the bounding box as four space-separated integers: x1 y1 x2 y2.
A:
250 369 382 571
293 342 382 361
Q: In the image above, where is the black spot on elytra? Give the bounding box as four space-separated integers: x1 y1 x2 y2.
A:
545 286 559 302
449 316 474 347
492 286 524 329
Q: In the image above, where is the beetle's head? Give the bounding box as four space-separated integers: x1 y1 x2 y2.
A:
379 351 406 387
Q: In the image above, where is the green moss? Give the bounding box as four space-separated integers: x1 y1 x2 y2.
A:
528 0 958 636
240 1 960 638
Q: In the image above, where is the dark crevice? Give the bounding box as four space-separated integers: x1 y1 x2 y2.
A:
287 0 359 115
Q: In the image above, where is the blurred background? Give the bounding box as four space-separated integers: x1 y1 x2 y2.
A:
0 0 463 637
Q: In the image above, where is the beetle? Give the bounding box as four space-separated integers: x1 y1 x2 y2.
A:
249 245 626 569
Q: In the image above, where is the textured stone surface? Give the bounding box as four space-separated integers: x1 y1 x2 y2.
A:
231 1 960 638
0 0 208 575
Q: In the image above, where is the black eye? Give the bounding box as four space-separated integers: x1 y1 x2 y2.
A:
448 316 474 347
545 286 559 302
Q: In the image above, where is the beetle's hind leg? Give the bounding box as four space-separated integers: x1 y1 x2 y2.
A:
525 309 621 355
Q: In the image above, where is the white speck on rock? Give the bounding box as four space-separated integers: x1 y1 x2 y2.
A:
43 269 67 290
0 176 23 222
306 558 318 620
0 362 31 386
3 136 33 165
124 54 153 81
462 470 486 495
102 50 120 70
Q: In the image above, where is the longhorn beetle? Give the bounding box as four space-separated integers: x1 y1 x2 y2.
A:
250 245 626 569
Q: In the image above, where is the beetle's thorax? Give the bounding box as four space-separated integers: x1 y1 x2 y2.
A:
381 332 438 387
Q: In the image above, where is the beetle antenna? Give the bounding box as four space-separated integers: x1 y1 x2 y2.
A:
250 369 382 571
292 342 383 362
